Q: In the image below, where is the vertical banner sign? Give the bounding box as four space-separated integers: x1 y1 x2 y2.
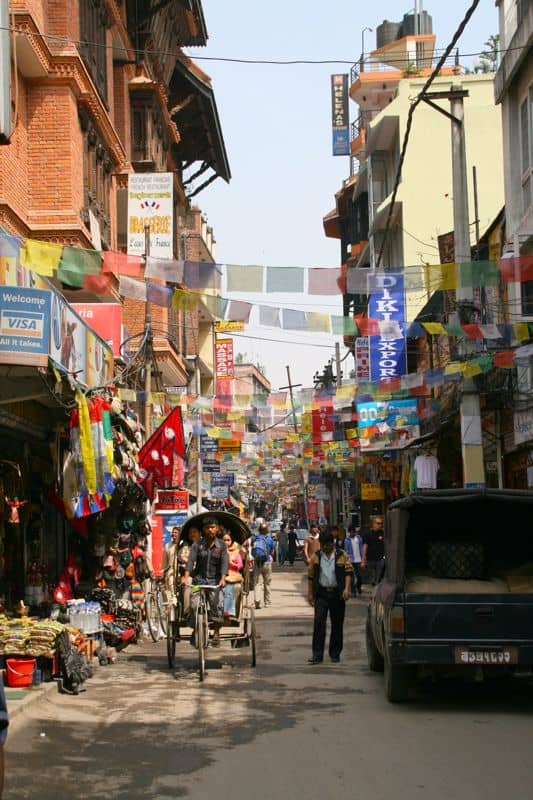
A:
354 336 370 379
331 74 350 156
368 273 407 381
127 173 173 259
215 338 234 381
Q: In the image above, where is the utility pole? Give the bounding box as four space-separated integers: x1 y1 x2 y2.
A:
335 341 343 387
422 85 485 489
280 366 310 529
143 224 153 439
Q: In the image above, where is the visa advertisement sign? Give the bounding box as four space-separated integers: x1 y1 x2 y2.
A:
357 398 420 451
368 273 407 381
0 287 51 365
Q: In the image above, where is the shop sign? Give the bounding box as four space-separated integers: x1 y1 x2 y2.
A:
217 438 241 453
212 473 234 487
202 458 221 473
312 404 335 436
357 398 419 451
127 172 173 259
361 483 384 501
215 338 234 380
315 484 329 500
215 321 245 332
368 273 406 381
211 484 230 499
355 336 370 380
514 409 533 447
200 434 219 454
50 293 113 388
72 302 123 358
154 489 189 513
331 74 350 156
0 287 51 366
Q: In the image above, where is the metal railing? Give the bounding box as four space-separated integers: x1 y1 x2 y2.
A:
350 48 461 84
350 109 382 143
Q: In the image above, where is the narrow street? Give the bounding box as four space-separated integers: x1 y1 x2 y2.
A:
5 564 533 800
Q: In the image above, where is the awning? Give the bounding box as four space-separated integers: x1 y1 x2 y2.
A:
169 55 231 187
323 208 341 239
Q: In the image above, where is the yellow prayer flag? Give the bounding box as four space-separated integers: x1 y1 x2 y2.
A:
463 363 482 378
172 289 200 311
422 322 447 335
307 312 331 333
423 263 458 292
205 427 220 438
335 384 357 400
21 239 63 277
513 323 530 341
227 411 244 421
444 362 466 375
118 388 137 401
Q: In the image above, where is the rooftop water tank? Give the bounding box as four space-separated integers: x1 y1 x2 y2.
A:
376 20 402 50
400 11 433 37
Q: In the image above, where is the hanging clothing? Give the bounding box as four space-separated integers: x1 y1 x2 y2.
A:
414 454 440 489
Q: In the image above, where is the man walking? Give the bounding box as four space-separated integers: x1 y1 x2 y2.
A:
361 516 385 586
252 522 275 609
307 529 353 664
183 516 229 646
344 524 364 596
277 522 288 566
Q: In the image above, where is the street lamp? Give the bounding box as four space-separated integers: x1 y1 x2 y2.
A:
360 27 373 72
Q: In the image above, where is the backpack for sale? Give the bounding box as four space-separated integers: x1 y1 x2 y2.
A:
251 534 269 566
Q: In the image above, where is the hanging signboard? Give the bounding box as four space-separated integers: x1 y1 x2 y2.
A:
355 336 370 380
215 338 234 380
215 321 245 332
357 398 420 451
154 488 189 513
127 172 173 259
72 303 123 358
368 273 407 381
217 439 242 453
361 483 385 500
0 286 51 366
331 74 350 156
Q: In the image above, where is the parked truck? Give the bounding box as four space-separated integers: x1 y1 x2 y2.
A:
366 489 533 702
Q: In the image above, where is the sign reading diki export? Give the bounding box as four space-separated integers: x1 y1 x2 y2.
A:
127 172 173 259
368 273 407 381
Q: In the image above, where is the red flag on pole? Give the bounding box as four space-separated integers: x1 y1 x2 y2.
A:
137 407 185 500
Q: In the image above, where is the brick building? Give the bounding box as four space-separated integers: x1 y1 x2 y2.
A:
0 0 230 391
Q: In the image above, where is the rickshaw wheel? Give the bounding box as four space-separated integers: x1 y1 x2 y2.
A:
167 622 176 669
198 611 208 681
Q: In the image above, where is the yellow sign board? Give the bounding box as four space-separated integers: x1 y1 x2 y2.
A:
215 321 245 332
361 483 384 501
217 439 242 452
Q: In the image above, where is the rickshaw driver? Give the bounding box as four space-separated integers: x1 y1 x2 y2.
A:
182 516 229 647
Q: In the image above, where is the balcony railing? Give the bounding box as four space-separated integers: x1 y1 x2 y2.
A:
350 109 382 142
350 48 461 84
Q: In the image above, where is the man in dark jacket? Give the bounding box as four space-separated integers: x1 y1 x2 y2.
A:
307 530 353 664
183 516 229 646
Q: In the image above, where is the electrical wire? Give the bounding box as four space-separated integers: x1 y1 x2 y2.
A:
375 0 482 270
0 23 515 68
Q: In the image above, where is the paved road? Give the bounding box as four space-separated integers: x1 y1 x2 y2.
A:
5 565 533 799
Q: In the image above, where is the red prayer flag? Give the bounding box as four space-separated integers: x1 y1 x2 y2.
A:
493 350 515 367
355 315 380 336
462 324 483 339
137 407 185 500
103 251 143 277
499 255 533 284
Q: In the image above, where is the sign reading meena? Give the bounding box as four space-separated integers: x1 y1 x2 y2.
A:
368 273 406 381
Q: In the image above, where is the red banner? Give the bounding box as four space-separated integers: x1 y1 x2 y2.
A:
215 338 234 380
154 489 189 513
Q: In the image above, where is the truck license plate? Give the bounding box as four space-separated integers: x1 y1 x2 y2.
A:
454 647 517 665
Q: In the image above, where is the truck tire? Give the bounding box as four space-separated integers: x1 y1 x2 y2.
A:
366 616 384 672
384 647 410 703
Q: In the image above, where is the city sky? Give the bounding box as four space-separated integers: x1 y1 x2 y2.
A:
191 1 498 391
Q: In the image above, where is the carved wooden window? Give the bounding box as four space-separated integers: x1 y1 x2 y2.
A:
79 0 109 105
79 108 113 249
131 99 168 169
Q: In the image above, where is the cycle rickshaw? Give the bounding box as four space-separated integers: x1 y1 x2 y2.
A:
166 511 257 680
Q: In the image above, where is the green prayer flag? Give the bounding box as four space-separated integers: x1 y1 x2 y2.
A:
459 260 499 288
58 246 103 287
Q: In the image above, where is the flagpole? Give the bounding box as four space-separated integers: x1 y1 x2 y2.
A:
143 223 152 438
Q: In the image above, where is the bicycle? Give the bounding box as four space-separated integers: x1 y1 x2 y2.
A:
191 584 220 681
166 582 184 669
145 576 167 642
